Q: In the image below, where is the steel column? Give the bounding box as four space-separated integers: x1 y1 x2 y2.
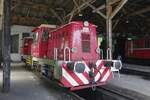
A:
2 0 11 92
106 0 127 60
106 0 112 59
106 18 112 59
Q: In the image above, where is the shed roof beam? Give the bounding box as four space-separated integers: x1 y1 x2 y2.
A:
72 0 80 13
110 0 128 19
11 0 21 11
65 0 95 18
92 4 105 13
124 6 146 18
109 0 121 5
72 0 79 9
81 0 106 19
68 0 79 22
112 19 120 30
50 9 64 24
68 7 75 22
128 6 150 17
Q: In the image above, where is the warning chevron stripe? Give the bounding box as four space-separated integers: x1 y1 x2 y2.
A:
105 70 112 81
75 72 89 84
94 61 104 76
61 60 112 89
62 68 79 86
61 76 72 87
95 66 105 81
63 64 84 85
101 69 111 82
98 68 109 82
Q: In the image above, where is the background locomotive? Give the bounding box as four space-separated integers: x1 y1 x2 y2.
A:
21 21 122 91
21 37 33 62
125 37 150 65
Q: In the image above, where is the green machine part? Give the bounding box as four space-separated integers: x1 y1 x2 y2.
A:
98 35 103 47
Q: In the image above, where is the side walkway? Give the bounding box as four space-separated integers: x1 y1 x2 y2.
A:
0 63 71 100
123 63 150 73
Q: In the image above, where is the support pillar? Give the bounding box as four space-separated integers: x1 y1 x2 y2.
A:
106 18 112 59
2 0 11 92
106 0 112 59
105 0 127 60
0 0 4 67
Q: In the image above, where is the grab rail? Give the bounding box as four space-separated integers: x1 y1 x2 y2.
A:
64 47 71 61
100 49 104 59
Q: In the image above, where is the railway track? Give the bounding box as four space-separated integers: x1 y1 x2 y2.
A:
97 87 133 100
57 91 85 100
121 63 150 77
26 66 150 100
96 85 150 100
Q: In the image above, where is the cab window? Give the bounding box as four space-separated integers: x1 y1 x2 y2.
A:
33 32 38 44
145 39 150 48
81 34 90 52
42 30 49 41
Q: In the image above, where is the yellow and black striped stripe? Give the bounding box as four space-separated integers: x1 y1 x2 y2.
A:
26 55 32 65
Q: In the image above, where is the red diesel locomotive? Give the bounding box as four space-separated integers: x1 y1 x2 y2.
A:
22 21 122 91
125 37 150 64
21 37 33 62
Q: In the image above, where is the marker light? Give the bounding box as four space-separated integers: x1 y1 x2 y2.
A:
25 43 28 46
71 47 77 53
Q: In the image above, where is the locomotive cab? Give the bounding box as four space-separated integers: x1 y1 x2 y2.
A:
21 37 33 62
71 21 98 63
31 24 56 58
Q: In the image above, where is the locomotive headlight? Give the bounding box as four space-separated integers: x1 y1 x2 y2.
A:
71 47 77 53
83 21 90 32
74 63 85 73
84 21 89 27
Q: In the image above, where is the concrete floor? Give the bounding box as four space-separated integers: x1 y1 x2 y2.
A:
1 63 150 100
107 73 150 99
0 63 73 100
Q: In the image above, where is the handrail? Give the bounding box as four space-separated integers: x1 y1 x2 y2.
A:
54 48 56 60
55 48 58 60
131 41 133 54
100 49 103 59
54 48 58 60
107 48 112 60
64 47 71 61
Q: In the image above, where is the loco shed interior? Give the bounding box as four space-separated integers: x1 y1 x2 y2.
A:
10 0 150 60
9 0 150 33
0 0 150 99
